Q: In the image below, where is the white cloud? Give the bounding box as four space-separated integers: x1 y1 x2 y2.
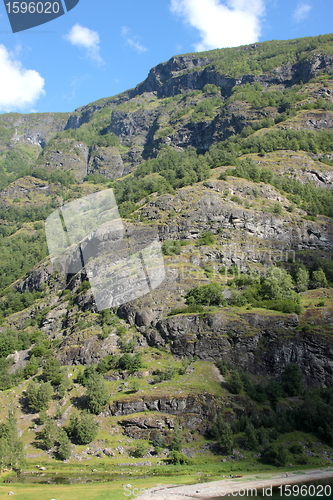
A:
65 24 103 63
121 26 148 53
293 3 312 22
0 44 45 112
170 0 266 51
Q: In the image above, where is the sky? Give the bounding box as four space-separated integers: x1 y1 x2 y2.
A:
0 0 332 114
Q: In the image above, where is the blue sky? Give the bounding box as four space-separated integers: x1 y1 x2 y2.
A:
0 0 332 114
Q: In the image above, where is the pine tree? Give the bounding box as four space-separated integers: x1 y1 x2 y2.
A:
170 424 183 452
244 422 258 450
40 418 57 450
219 422 234 454
312 268 328 288
0 408 25 472
86 375 109 415
56 429 72 461
212 415 234 454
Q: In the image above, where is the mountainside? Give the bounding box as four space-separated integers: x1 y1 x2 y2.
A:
0 34 333 477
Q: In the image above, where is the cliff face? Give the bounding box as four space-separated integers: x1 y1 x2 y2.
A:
147 312 333 387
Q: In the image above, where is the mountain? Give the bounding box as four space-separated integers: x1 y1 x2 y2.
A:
0 34 333 474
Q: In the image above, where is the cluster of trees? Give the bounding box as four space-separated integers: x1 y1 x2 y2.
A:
224 364 303 400
0 289 44 318
31 167 76 187
0 231 47 297
0 203 56 224
37 410 98 459
179 264 318 315
231 266 302 314
0 330 54 391
198 34 333 77
50 123 119 149
212 363 333 465
228 82 304 111
38 418 71 460
0 149 34 190
114 146 210 216
25 357 72 412
226 157 333 218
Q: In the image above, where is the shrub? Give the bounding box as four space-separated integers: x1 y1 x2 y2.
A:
130 441 149 458
168 450 189 465
196 231 215 246
185 283 226 307
162 240 182 255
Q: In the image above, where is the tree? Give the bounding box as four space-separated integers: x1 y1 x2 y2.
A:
171 425 183 452
311 268 328 288
261 267 295 301
67 412 98 445
39 418 57 450
295 267 309 292
263 443 288 466
56 429 72 461
228 370 243 394
282 363 303 396
244 422 258 450
212 415 234 454
26 381 53 413
40 358 62 385
152 432 164 450
0 408 25 472
86 374 109 414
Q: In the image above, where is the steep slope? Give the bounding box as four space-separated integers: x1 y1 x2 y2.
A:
0 34 333 472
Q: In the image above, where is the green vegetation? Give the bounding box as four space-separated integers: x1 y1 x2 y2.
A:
189 33 333 77
225 155 333 217
0 34 333 487
114 146 210 216
0 408 25 472
67 412 98 445
86 373 109 414
213 363 333 465
26 380 53 413
185 283 226 307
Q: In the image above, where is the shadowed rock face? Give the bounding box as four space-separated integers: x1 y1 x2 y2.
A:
146 312 333 387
